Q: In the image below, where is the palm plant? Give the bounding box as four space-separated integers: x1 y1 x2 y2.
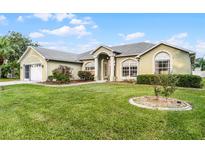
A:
195 57 205 71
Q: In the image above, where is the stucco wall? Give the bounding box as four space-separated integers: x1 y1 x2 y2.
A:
47 61 82 80
115 56 138 81
20 48 47 81
138 44 192 75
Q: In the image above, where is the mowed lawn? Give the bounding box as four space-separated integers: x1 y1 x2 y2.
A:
0 83 205 140
0 78 18 82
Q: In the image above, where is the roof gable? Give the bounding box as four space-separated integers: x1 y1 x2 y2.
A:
18 46 45 63
137 42 194 57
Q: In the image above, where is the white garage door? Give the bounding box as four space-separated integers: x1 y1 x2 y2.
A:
30 64 42 81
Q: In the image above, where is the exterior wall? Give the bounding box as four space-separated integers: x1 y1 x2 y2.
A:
47 61 82 80
20 48 47 81
115 56 138 81
138 44 192 75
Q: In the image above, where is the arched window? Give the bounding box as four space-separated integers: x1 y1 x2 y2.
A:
155 52 170 74
122 59 137 77
85 62 95 71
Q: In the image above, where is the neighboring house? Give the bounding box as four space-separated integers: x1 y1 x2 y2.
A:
18 42 195 82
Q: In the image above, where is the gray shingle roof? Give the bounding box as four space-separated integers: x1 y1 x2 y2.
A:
33 47 82 63
77 42 156 60
111 42 155 57
32 42 194 62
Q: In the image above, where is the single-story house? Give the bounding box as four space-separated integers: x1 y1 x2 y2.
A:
18 42 195 82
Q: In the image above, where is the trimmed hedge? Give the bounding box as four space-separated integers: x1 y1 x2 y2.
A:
137 74 203 88
78 71 94 81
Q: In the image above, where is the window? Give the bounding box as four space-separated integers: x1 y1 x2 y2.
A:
155 52 170 74
85 62 95 71
122 59 137 77
25 65 30 79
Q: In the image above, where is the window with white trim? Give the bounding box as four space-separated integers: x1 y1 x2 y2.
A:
85 62 95 71
155 52 170 74
122 59 137 77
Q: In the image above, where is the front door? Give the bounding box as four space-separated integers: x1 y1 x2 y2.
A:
103 60 108 80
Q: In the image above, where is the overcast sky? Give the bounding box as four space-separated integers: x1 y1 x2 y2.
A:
0 13 204 57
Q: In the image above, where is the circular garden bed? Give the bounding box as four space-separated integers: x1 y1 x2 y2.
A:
129 96 192 111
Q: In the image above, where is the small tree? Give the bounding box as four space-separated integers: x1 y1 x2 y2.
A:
150 75 161 99
150 74 178 100
159 74 178 100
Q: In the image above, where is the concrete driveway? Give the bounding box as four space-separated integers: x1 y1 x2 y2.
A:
0 80 34 86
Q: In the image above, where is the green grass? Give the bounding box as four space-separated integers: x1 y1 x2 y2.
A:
0 78 19 82
202 78 205 88
0 83 205 139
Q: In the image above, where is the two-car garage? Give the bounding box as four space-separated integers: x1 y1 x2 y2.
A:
18 47 47 82
18 46 82 82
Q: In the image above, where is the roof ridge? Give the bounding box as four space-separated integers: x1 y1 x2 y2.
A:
110 42 155 48
34 46 79 55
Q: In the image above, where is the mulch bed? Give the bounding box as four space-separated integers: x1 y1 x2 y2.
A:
130 96 192 110
40 80 93 85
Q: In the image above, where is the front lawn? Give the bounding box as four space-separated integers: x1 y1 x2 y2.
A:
0 83 205 139
0 78 18 82
203 78 205 88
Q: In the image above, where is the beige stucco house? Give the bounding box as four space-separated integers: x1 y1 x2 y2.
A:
18 42 195 82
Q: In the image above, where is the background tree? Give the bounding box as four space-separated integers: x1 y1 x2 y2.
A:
0 31 39 78
0 37 14 77
194 57 205 71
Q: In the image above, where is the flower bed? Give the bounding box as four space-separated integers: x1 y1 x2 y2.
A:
41 80 94 85
129 96 192 111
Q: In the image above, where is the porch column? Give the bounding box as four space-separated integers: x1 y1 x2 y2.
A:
110 55 115 81
94 56 99 80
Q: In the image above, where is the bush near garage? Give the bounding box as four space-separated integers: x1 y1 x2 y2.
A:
137 74 203 88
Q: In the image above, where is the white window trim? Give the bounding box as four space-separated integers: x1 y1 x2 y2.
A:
120 58 138 80
152 51 173 74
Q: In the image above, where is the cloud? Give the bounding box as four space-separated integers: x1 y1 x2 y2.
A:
41 25 90 38
70 16 98 29
70 19 83 25
119 32 145 41
33 13 53 21
163 32 204 57
53 13 75 21
76 39 99 52
17 16 24 22
29 32 45 38
33 13 75 22
166 32 188 45
39 41 71 51
39 39 99 53
92 25 98 29
0 15 7 25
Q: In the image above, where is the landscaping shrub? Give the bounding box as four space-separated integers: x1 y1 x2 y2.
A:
78 71 94 81
175 74 203 88
52 65 72 83
47 75 54 82
137 74 203 88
